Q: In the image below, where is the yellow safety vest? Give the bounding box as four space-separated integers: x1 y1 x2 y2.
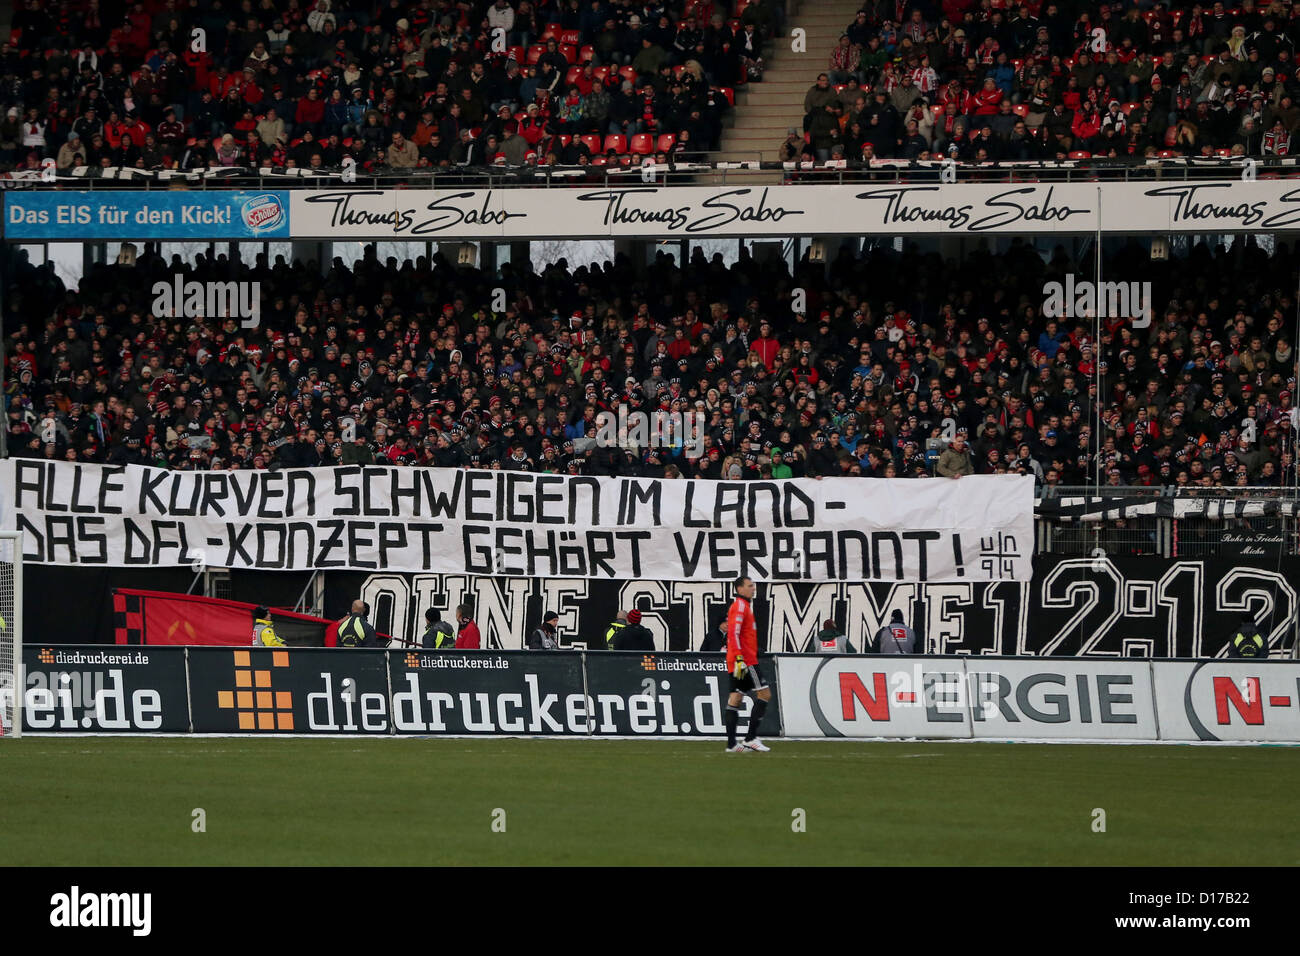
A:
339 614 366 647
1233 632 1264 657
253 619 285 647
605 621 626 648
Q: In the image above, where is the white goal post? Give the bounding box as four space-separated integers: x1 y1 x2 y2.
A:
0 531 22 739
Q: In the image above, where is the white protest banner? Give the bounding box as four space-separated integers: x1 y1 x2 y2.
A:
0 461 1033 582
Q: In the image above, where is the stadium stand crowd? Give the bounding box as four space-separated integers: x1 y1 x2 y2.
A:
792 1 1300 163
0 0 769 172
4 234 1298 488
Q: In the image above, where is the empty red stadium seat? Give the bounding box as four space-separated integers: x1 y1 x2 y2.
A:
591 155 609 165
630 133 654 154
566 66 581 85
580 134 602 153
1068 150 1091 159
593 66 610 82
580 45 595 63
507 46 526 64
656 133 677 152
526 45 545 64
716 86 735 106
604 134 628 154
619 65 636 83
1012 103 1028 117
561 44 578 64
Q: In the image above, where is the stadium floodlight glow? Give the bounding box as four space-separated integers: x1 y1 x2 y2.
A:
0 531 23 739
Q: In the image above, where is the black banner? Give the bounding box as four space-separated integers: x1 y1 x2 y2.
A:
187 647 390 734
327 558 1300 658
26 558 1300 659
21 645 189 732
1016 556 1298 658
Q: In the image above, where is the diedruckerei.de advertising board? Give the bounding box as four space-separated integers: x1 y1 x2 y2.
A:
186 647 391 734
21 645 189 733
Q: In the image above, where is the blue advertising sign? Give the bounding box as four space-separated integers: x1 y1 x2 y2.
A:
3 190 289 240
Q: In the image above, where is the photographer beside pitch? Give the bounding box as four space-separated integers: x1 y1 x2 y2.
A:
724 576 771 753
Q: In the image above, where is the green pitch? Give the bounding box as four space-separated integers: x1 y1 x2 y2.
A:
1 737 1297 865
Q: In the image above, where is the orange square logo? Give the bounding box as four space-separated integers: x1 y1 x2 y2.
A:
39 648 54 664
641 655 657 671
405 653 419 668
223 649 293 731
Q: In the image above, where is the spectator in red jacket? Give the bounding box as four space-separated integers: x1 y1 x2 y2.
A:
296 88 325 136
972 76 1003 115
751 318 780 370
1071 101 1102 151
455 605 482 649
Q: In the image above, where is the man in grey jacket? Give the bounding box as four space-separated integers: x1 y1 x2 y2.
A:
875 609 919 654
813 618 855 653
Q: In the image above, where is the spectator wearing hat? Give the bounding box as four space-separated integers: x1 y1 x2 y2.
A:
528 610 561 649
611 609 654 651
